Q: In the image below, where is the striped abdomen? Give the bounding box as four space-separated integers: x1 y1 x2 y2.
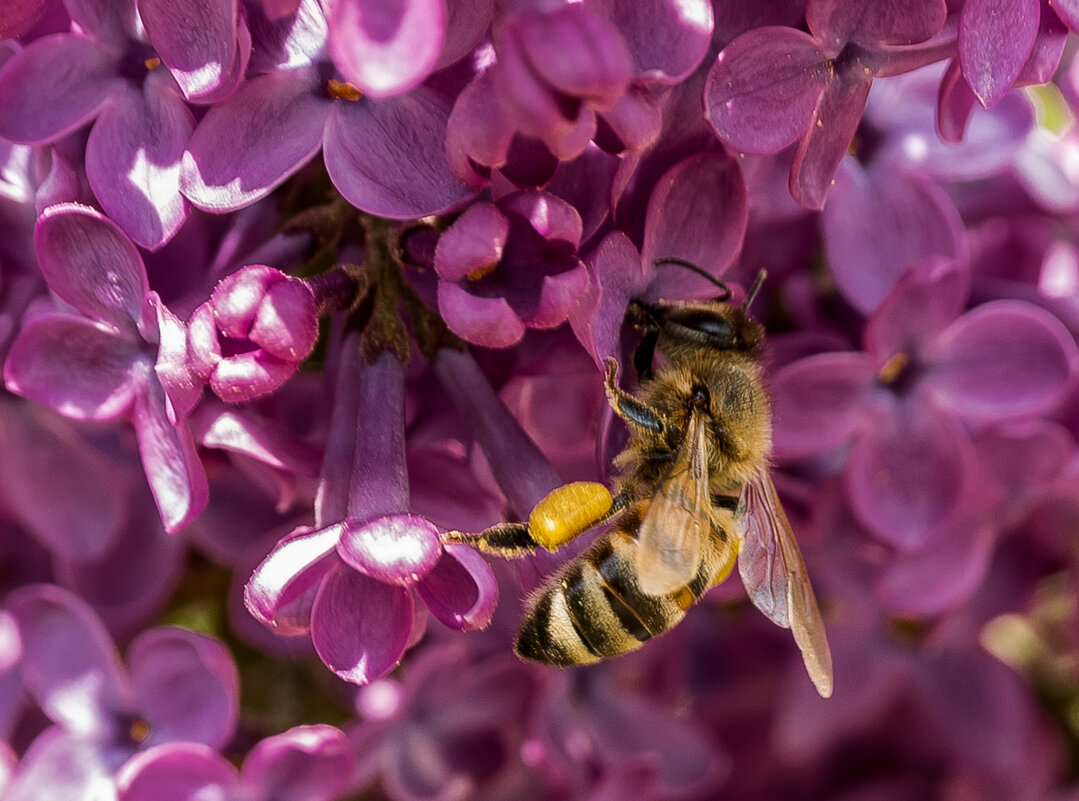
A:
515 524 732 666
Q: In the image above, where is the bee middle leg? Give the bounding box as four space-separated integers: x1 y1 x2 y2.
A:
444 485 632 557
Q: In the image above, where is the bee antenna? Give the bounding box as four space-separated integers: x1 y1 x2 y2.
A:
653 257 732 301
743 270 767 312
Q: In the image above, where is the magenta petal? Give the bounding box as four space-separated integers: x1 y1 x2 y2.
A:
437 0 493 70
705 27 830 155
311 564 413 684
959 0 1039 107
937 59 978 143
823 163 965 313
4 728 116 801
181 68 328 211
324 89 470 219
0 35 123 144
769 352 878 459
641 152 747 297
863 259 969 360
433 202 509 282
85 75 193 249
208 350 294 401
242 725 353 801
845 401 974 549
4 314 140 421
117 742 239 801
34 204 149 330
789 69 871 210
127 628 238 749
7 584 129 737
570 231 646 367
594 0 713 82
416 544 497 630
337 514 442 585
66 0 138 43
927 300 1077 421
445 71 512 187
807 0 946 48
525 265 589 328
501 191 583 245
876 512 994 616
245 524 343 632
132 378 209 533
329 0 446 98
138 0 247 103
436 281 526 348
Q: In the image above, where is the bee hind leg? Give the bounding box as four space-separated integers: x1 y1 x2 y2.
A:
443 486 631 557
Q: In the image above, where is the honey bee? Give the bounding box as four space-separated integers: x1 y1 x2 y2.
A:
445 270 833 697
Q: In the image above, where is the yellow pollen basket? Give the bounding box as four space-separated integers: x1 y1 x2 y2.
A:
529 482 613 551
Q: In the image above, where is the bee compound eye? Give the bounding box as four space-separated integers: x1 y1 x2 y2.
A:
672 310 734 343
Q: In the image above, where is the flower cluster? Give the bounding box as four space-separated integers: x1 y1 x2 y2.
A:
1 0 1079 799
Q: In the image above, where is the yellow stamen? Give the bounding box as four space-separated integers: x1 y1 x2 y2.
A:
877 351 909 384
144 57 161 71
466 262 498 282
129 718 151 744
327 79 363 101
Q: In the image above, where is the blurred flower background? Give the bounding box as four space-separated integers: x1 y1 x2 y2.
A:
1 0 1079 798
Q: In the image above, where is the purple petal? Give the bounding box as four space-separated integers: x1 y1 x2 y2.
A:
150 295 201 420
876 511 994 615
192 404 321 476
0 401 125 560
127 627 238 749
593 0 713 82
640 152 747 298
328 0 446 98
434 203 509 282
348 351 409 520
526 264 590 329
845 400 975 548
0 35 123 144
338 514 442 585
501 190 583 246
435 0 492 72
7 584 129 737
207 350 295 402
117 742 239 801
974 420 1074 503
927 300 1078 421
705 27 830 155
181 68 328 211
769 352 878 459
138 0 248 103
311 563 413 684
596 86 662 152
415 544 498 630
4 314 140 421
3 728 117 801
937 59 978 143
959 0 1040 107
132 377 209 532
822 162 965 313
570 231 646 367
34 204 149 330
445 71 513 188
436 281 526 348
242 725 353 801
789 67 871 210
807 0 946 48
84 75 193 250
324 88 470 219
1016 2 1067 87
244 524 342 632
66 0 138 44
863 258 969 360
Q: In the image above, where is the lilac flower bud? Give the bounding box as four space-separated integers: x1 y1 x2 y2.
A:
188 265 318 402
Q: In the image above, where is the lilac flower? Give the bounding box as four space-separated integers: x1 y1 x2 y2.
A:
4 204 207 532
433 191 590 348
187 265 319 402
705 0 951 208
0 0 250 248
245 345 497 684
349 645 544 801
770 260 1077 547
4 584 238 801
181 0 472 220
117 724 354 801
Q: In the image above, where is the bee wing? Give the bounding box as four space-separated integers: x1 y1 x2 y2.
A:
737 471 833 698
636 407 709 596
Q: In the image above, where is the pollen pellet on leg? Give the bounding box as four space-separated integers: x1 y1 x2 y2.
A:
529 482 613 551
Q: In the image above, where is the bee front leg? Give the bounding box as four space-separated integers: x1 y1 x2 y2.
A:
444 485 631 557
603 358 668 435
